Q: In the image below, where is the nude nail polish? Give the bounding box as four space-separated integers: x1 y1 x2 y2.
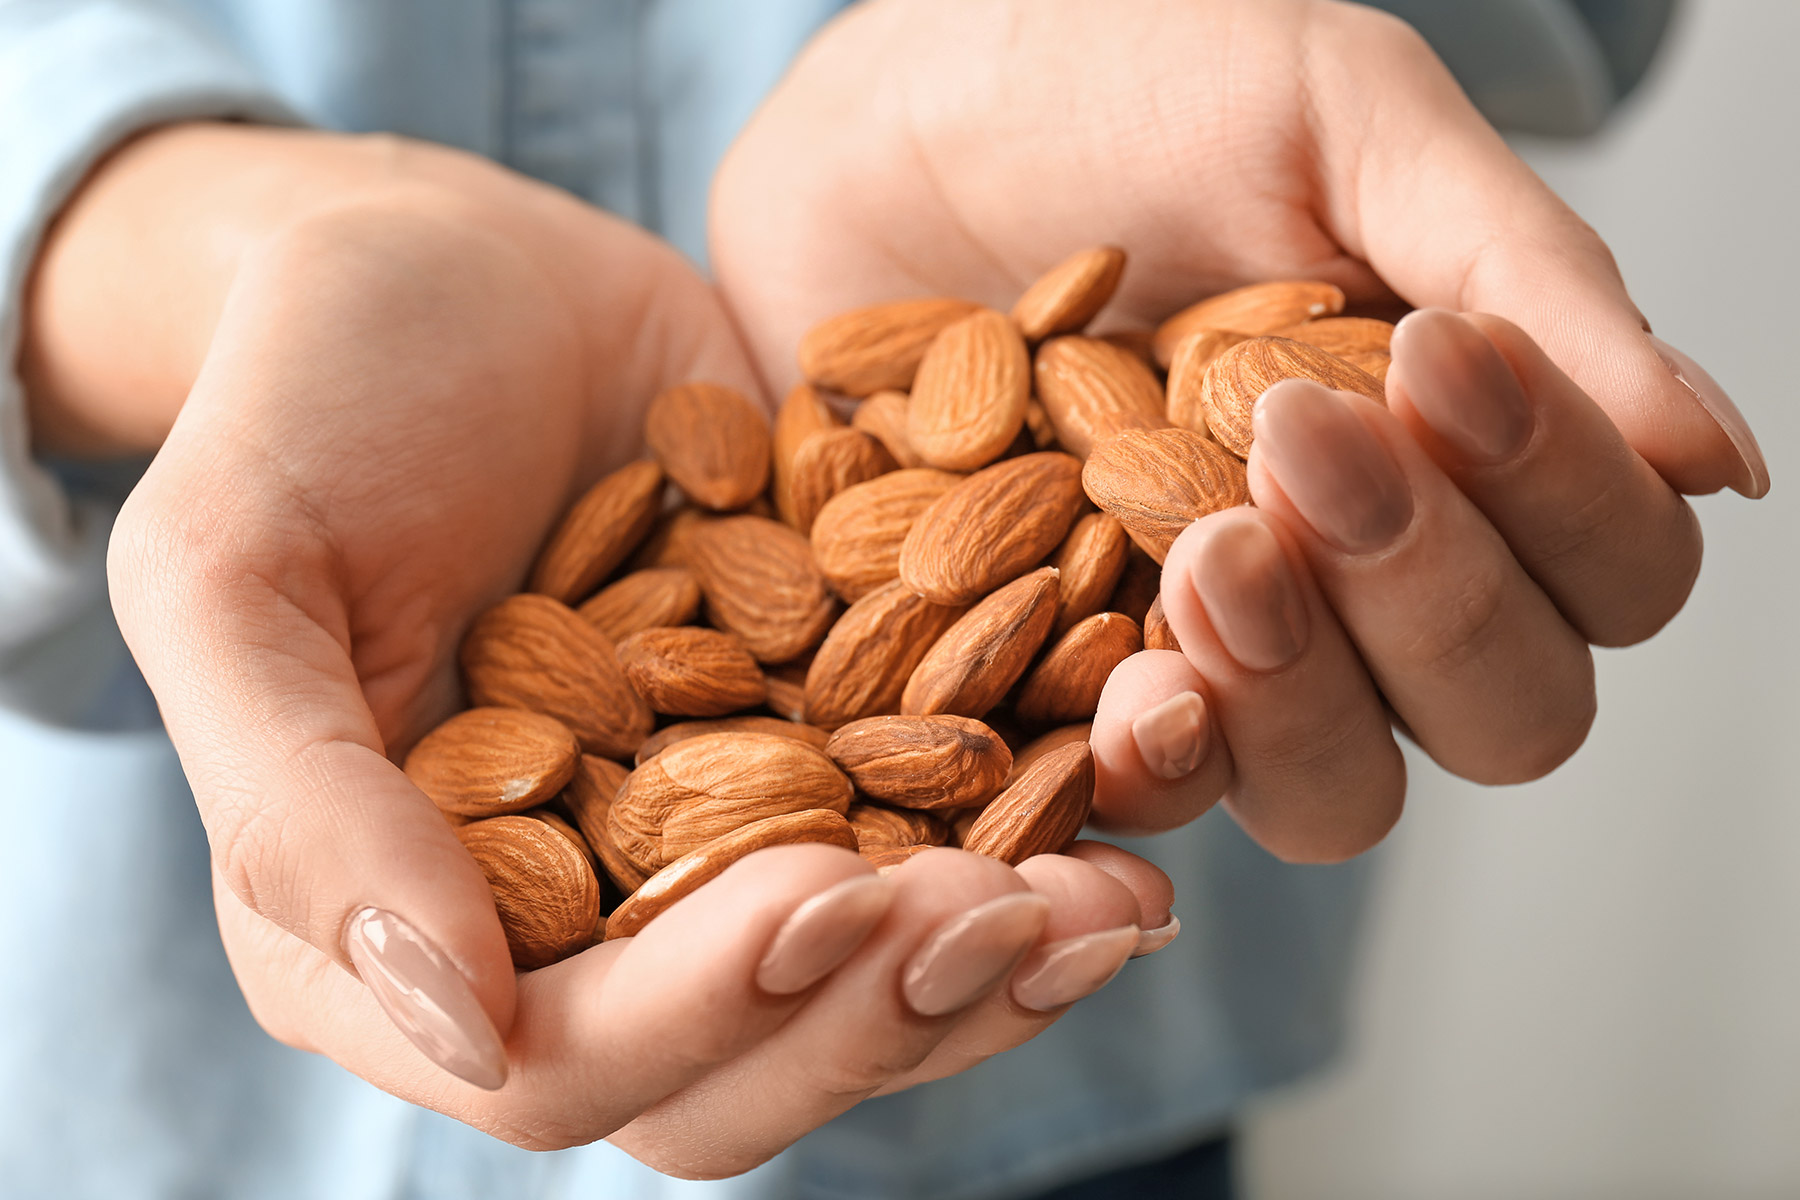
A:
1011 926 1140 1012
342 907 508 1091
1131 691 1210 779
902 892 1051 1017
1252 379 1415 554
756 875 894 995
1132 916 1182 958
1189 515 1308 671
1391 309 1532 462
1648 335 1770 499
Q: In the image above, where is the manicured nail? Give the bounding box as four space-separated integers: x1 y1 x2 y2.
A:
1648 335 1769 499
902 892 1051 1016
1189 515 1308 671
1133 916 1182 958
1391 309 1532 462
756 875 894 995
1253 379 1415 553
1011 925 1140 1012
1132 691 1210 779
343 907 507 1091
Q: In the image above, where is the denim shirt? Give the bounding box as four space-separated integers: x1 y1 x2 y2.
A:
0 2 1660 1197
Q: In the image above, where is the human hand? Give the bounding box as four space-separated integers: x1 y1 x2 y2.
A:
710 0 1769 858
25 123 1172 1173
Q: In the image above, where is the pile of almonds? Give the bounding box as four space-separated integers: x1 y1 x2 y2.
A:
405 247 1393 968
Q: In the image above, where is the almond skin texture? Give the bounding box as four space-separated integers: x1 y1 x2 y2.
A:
906 308 1030 471
1165 330 1249 435
961 741 1095 865
848 803 949 849
798 297 982 396
898 452 1084 605
850 389 923 468
1011 245 1127 342
605 809 858 940
559 754 641 892
1050 512 1130 636
577 566 702 641
1014 612 1144 725
402 707 580 817
627 506 716 572
1152 280 1346 366
1033 336 1170 459
1270 316 1395 377
1009 723 1092 785
773 384 844 526
644 382 773 511
1200 336 1386 457
615 627 767 717
460 594 654 759
526 459 665 603
605 732 854 876
1082 428 1251 563
762 660 809 722
787 427 900 535
902 567 1061 719
826 714 1013 811
804 581 969 729
458 815 602 969
863 843 935 873
1143 595 1181 653
636 715 830 765
810 468 962 602
690 515 839 663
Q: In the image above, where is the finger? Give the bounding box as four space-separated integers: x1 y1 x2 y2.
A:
1249 379 1597 784
1386 310 1703 646
1062 840 1176 936
1088 651 1232 834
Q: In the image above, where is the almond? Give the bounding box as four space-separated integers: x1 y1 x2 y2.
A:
1098 328 1159 369
1082 428 1250 562
762 660 809 722
526 459 665 603
961 741 1094 865
690 515 839 663
898 452 1084 605
605 809 858 940
1009 723 1092 785
643 382 772 511
1010 245 1127 342
458 815 601 969
774 383 844 526
1200 336 1385 457
402 707 580 817
615 627 767 717
627 506 716 572
1014 612 1143 725
1109 545 1161 623
1270 315 1395 377
810 468 962 602
460 594 654 759
1165 330 1249 434
635 716 829 765
1152 280 1346 366
847 803 949 849
803 580 968 729
862 842 935 873
1050 512 1130 635
1023 398 1059 450
850 389 924 468
798 297 982 395
560 754 642 892
902 567 1061 719
825 714 1012 811
576 566 701 641
1143 594 1181 653
787 427 900 535
1033 336 1170 459
905 309 1030 470
529 810 597 877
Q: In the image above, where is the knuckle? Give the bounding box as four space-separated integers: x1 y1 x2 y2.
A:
800 1037 939 1102
1399 564 1511 679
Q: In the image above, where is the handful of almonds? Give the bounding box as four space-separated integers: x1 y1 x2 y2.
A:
405 246 1392 969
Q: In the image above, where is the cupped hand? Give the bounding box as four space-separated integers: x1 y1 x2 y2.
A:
710 0 1769 858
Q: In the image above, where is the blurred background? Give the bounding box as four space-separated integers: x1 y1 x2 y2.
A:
1242 3 1800 1196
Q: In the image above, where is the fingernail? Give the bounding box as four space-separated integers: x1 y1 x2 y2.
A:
1190 515 1308 670
1648 335 1770 499
1011 925 1140 1012
343 907 507 1091
902 892 1051 1016
756 875 894 995
1253 379 1415 553
1131 691 1210 779
1133 916 1182 958
1392 309 1532 462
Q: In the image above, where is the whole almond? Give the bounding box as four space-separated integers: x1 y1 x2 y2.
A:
1152 280 1346 366
848 803 949 849
529 810 596 876
1009 723 1092 785
636 715 830 765
762 660 809 722
577 566 701 641
460 594 654 759
690 515 839 663
1050 512 1130 636
774 383 844 525
803 580 968 729
1023 398 1059 450
1270 315 1395 377
1082 428 1250 562
1109 545 1161 624
1165 330 1249 434
1200 336 1385 457
644 382 773 511
810 468 962 602
902 567 1061 719
826 714 1013 811
1014 612 1143 725
862 843 934 873
616 627 767 717
898 452 1084 605
605 809 858 940
1033 336 1170 459
850 389 924 468
402 707 580 818
905 309 1030 471
787 427 900 535
559 754 641 892
1010 245 1127 342
962 742 1094 865
526 459 665 603
1143 594 1181 653
458 815 602 969
798 297 982 396
627 505 716 572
